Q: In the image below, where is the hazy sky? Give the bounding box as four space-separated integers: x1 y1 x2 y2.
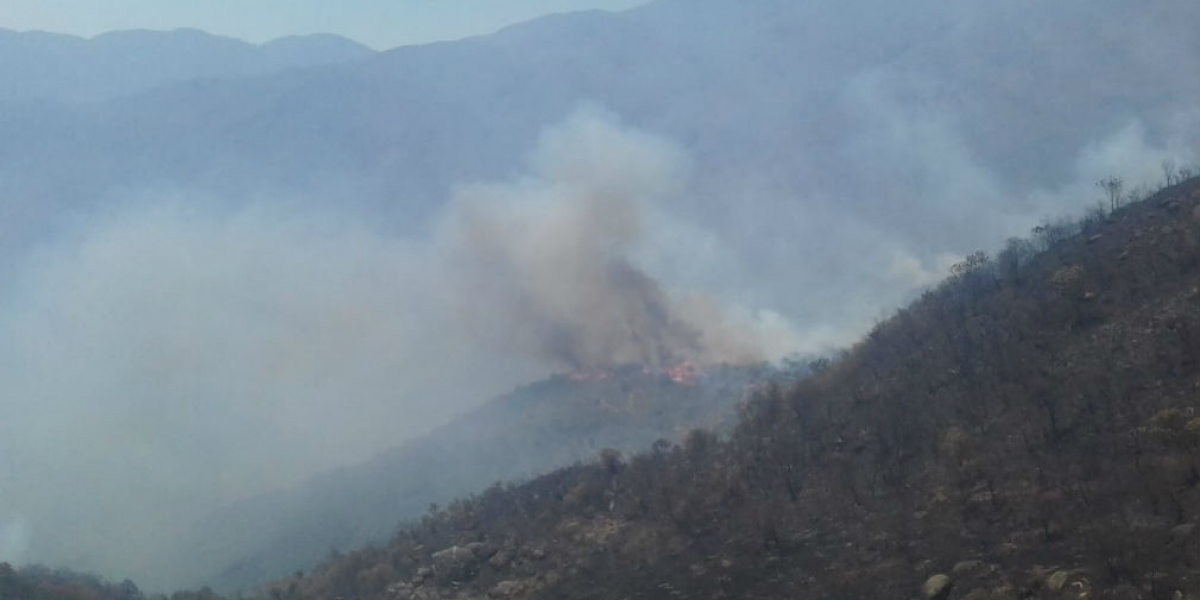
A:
0 0 650 49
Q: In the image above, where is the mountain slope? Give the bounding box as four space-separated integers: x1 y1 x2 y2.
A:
162 365 798 592
0 28 374 105
1 0 1195 329
246 177 1200 599
1 1 1197 591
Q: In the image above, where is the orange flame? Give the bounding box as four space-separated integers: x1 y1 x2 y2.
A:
666 361 697 385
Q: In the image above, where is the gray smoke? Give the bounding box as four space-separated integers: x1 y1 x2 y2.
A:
0 107 803 583
437 107 801 369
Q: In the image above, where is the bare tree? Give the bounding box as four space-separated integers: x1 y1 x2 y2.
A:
1162 158 1177 187
1097 176 1124 213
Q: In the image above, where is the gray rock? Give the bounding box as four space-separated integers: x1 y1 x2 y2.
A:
924 574 953 600
489 549 515 569
466 541 498 558
491 580 523 598
385 581 412 597
432 545 476 567
952 560 983 574
1046 570 1070 592
1169 523 1196 544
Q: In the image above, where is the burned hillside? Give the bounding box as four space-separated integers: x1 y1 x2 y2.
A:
243 175 1200 600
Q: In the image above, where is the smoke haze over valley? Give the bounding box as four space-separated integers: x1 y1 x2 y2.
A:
0 0 1197 591
0 106 809 588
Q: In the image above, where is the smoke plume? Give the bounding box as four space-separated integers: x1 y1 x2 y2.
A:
437 107 798 368
0 107 802 582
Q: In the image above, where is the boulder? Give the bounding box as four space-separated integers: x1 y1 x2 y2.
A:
491 580 523 598
489 549 515 569
923 574 953 600
1168 522 1196 544
1046 570 1069 592
432 545 477 567
385 581 412 597
951 560 983 574
466 541 498 558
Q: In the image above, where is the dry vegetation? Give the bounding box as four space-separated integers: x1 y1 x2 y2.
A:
8 174 1200 600
259 176 1200 600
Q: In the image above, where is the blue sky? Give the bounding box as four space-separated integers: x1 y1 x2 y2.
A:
0 0 650 49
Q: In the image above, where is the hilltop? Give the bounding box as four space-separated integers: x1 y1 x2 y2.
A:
227 177 1200 600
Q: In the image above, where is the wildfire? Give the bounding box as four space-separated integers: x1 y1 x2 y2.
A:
566 361 699 385
666 361 697 385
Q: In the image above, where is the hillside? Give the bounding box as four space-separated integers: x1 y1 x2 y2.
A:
160 364 801 592
0 564 143 600
233 177 1200 600
2 0 1197 591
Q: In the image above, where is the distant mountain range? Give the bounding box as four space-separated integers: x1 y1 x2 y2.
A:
1 0 1195 326
0 28 374 104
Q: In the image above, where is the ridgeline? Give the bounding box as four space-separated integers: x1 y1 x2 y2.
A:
258 176 1200 600
7 175 1199 600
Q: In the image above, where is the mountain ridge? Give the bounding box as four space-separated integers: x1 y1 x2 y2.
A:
2 0 1193 293
232 175 1200 600
0 27 375 105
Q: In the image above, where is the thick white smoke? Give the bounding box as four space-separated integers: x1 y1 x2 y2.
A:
0 107 804 581
0 519 30 564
